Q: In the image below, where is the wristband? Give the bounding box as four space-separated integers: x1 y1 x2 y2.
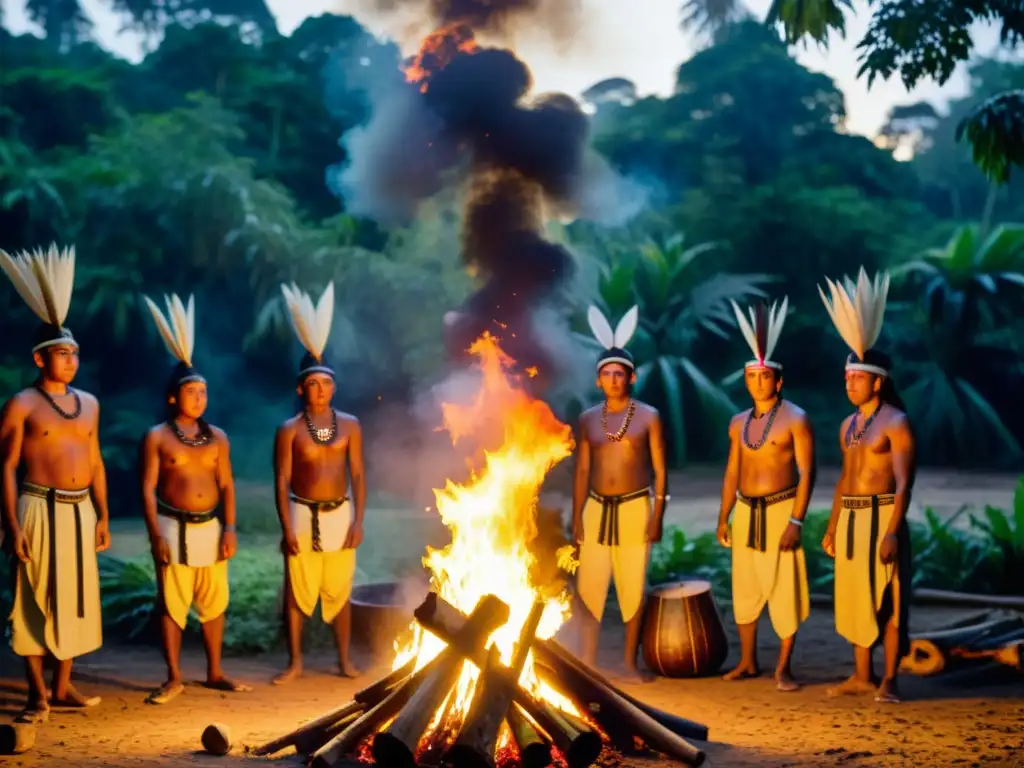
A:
223 524 236 533
789 517 803 527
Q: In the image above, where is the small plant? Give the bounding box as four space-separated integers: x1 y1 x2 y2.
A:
648 525 729 593
969 476 1024 595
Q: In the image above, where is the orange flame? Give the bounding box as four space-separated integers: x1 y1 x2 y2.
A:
403 23 480 92
390 332 580 752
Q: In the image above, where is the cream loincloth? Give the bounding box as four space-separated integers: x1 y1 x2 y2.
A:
834 494 911 653
286 495 356 623
730 487 810 639
576 488 651 624
156 499 228 629
10 482 102 660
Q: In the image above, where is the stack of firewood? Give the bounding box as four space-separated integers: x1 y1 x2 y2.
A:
248 592 709 767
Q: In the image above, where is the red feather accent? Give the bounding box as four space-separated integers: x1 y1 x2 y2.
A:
753 302 768 363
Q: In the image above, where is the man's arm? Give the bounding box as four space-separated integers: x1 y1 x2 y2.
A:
790 412 816 522
348 420 366 529
824 420 849 546
139 429 162 543
273 424 295 540
215 429 237 530
886 414 916 534
571 419 591 542
0 396 27 545
717 417 741 535
648 411 668 528
88 397 111 551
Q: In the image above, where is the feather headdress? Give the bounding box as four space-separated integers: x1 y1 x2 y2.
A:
281 282 335 379
818 267 891 376
587 304 639 371
143 293 205 389
730 297 789 371
0 243 78 352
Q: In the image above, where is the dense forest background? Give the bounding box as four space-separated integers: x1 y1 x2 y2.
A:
2 4 1023 519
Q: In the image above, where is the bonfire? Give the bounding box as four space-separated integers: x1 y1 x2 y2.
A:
250 335 708 767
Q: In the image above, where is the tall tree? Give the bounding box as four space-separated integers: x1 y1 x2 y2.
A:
767 0 1024 182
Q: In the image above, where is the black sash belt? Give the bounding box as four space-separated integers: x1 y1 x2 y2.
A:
841 494 895 561
157 501 219 566
21 483 90 639
736 486 798 552
290 494 348 552
588 488 650 546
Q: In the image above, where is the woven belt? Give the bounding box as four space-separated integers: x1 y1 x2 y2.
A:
736 486 797 552
290 494 348 552
21 482 91 640
587 487 650 546
157 500 219 566
840 494 895 560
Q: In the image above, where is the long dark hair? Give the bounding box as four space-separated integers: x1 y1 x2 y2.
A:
879 376 907 414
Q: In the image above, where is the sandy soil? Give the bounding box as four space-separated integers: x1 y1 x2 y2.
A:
1 602 1022 768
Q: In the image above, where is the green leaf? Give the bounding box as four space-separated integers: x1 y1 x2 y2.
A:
656 356 687 465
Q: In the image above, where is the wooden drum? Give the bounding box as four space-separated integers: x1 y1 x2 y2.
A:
641 580 729 678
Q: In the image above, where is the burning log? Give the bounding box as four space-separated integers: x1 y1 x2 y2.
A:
535 639 709 743
420 591 708 743
418 593 706 766
445 599 547 768
900 612 1024 676
414 593 603 766
371 594 511 768
530 699 603 767
506 703 551 768
248 666 416 757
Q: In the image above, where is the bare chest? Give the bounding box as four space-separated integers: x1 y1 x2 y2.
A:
294 431 350 467
738 413 792 455
160 439 219 470
24 402 95 445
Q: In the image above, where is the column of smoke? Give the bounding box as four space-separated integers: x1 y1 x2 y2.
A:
329 0 643 531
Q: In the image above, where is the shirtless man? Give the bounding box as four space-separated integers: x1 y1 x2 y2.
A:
273 282 366 684
717 298 813 691
0 244 108 723
819 269 915 704
139 293 249 704
573 306 667 682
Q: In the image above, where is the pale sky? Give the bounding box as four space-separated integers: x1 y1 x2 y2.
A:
1 0 1007 138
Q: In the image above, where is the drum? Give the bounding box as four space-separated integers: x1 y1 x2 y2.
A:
641 580 729 677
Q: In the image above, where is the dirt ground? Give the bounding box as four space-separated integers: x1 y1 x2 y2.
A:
1 602 1022 768
1 468 1021 767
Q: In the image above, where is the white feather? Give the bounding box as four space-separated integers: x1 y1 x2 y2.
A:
281 282 334 361
587 305 615 349
0 243 75 326
764 296 789 362
730 299 760 359
818 268 889 361
142 293 196 367
612 305 639 348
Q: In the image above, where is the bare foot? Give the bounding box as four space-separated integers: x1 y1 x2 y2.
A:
50 684 101 708
722 662 761 681
617 664 655 684
774 670 800 692
272 665 303 685
338 660 361 679
145 680 185 705
874 678 901 704
827 675 877 698
14 701 49 724
203 676 253 693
